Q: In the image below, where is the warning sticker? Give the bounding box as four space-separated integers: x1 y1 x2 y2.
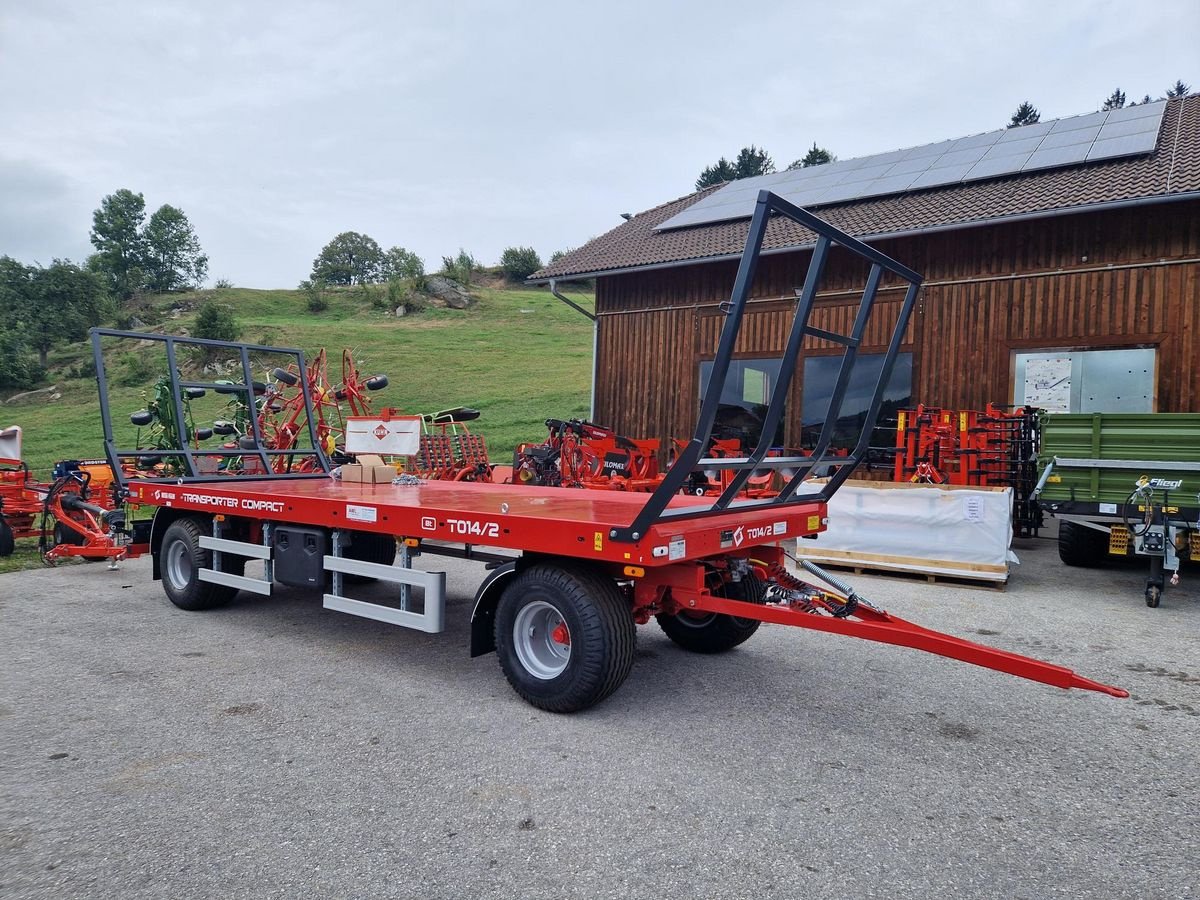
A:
346 504 378 523
668 537 686 561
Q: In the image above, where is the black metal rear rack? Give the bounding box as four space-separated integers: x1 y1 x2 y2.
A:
91 329 332 489
611 190 922 543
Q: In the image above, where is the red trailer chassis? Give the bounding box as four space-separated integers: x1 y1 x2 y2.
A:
90 192 1126 711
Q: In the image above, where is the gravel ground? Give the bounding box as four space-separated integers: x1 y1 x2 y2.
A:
1 530 1198 899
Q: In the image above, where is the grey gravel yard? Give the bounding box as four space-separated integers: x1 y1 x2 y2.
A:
2 532 1197 899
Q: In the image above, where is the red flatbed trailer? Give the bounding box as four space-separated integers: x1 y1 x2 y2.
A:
91 192 1127 711
125 477 826 566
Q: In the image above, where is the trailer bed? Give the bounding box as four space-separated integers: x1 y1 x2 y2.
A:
126 476 825 565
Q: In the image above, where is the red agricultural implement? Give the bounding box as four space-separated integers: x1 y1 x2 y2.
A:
0 426 137 565
513 418 661 491
87 191 1126 711
894 403 1043 536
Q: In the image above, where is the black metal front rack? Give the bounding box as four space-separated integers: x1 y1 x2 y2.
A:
91 329 332 490
610 190 922 543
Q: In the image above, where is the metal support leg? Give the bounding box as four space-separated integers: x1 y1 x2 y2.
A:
262 522 274 583
399 541 412 611
330 529 343 598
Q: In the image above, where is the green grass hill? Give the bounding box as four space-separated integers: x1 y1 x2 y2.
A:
4 281 594 476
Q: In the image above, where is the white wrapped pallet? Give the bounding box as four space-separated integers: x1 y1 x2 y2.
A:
793 480 1015 583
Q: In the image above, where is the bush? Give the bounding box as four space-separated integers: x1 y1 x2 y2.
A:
500 246 542 282
298 278 328 313
214 278 234 289
193 300 240 343
118 350 158 386
440 249 478 286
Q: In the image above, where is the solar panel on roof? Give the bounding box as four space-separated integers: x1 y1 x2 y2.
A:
655 100 1167 232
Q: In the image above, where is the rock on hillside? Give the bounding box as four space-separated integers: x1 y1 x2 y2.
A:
423 276 474 309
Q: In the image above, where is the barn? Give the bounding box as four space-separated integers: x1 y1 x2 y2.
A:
533 95 1200 455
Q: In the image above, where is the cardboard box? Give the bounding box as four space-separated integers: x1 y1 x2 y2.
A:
341 454 398 484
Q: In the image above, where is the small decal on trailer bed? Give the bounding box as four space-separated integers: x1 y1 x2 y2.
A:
347 504 378 523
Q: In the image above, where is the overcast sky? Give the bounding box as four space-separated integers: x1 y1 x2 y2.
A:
1 1 1196 288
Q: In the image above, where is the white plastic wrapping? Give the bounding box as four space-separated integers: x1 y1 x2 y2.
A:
793 480 1014 582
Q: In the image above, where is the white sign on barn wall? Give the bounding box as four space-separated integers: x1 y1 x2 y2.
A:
1023 357 1072 412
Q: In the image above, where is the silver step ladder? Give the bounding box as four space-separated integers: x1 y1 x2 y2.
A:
323 531 446 633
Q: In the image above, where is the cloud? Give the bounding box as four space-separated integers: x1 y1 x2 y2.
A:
0 158 93 265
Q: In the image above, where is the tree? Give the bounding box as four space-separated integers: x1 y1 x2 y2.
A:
695 146 774 190
4 259 109 368
1165 80 1191 98
381 246 425 283
696 157 737 190
0 257 39 387
1008 102 1040 128
143 204 208 292
1101 88 1126 111
732 145 774 179
787 143 836 170
500 247 542 282
311 232 384 285
89 189 148 301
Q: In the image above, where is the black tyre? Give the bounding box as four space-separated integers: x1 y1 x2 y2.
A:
159 518 238 610
54 521 85 546
0 519 14 557
495 564 635 713
1058 521 1110 568
657 573 766 654
342 531 397 584
272 367 299 386
1145 583 1162 608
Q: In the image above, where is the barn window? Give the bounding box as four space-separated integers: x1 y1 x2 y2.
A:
801 352 913 449
698 358 786 447
1013 347 1155 413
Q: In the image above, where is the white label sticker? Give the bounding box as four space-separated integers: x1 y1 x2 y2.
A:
773 521 788 536
668 537 686 561
1099 503 1117 515
962 497 983 522
346 504 378 523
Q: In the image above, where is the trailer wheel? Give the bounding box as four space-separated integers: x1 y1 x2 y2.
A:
1145 583 1162 608
656 573 766 654
495 564 635 713
1057 522 1110 568
160 518 238 611
0 519 14 557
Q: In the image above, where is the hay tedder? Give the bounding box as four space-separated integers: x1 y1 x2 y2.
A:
88 191 1127 711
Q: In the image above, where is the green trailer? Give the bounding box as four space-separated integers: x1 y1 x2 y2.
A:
1035 413 1200 607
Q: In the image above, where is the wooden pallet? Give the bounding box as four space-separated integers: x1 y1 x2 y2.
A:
791 546 1008 589
800 558 1008 591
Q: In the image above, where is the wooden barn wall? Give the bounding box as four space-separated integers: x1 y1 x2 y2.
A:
592 200 1200 446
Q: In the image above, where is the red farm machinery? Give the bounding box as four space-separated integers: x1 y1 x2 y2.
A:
87 191 1127 711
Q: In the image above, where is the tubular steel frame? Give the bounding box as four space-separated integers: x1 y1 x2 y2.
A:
610 190 923 543
91 329 332 489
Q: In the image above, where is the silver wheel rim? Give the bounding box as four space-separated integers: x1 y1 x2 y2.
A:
513 600 571 680
164 539 192 590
